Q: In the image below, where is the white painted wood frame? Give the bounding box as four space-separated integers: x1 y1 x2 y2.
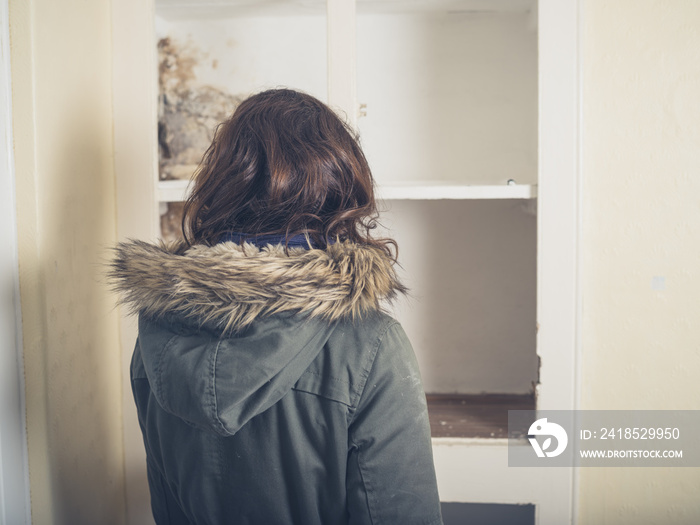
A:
113 1 582 523
157 178 538 202
0 0 32 522
432 0 582 522
535 0 582 521
327 0 357 127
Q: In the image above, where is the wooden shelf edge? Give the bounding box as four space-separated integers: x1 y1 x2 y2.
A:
427 393 535 439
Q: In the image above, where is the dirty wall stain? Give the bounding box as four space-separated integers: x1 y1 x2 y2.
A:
158 36 242 240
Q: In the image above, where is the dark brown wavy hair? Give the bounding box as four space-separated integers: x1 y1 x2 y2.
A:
182 88 397 260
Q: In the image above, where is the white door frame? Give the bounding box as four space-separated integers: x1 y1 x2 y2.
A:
430 2 582 523
0 0 32 523
536 0 583 522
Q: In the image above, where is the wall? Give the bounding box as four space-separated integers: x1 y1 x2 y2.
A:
579 1 700 523
8 0 700 522
0 0 30 521
9 0 126 523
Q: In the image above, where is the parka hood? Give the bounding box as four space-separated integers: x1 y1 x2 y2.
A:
109 238 406 332
109 238 406 436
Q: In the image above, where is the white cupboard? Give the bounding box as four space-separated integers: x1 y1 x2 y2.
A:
113 0 580 523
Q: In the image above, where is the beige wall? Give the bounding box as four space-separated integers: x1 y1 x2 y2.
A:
9 0 126 523
8 0 700 523
579 0 700 523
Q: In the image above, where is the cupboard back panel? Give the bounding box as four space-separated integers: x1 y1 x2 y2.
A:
379 199 538 394
357 10 537 186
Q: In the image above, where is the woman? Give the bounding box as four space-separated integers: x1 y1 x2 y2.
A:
110 89 442 525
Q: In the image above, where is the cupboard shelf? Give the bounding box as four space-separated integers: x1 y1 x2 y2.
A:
158 179 192 203
157 179 537 203
378 183 537 200
427 393 535 439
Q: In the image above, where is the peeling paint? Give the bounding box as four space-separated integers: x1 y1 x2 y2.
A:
157 36 242 239
158 36 241 182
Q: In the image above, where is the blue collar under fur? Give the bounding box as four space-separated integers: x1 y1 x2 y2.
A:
220 232 317 249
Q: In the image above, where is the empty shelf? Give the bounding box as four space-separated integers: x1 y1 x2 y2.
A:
427 393 535 439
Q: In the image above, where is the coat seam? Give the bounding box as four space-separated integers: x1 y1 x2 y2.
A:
155 334 179 413
347 320 401 523
350 437 376 525
210 339 230 435
347 320 400 427
290 386 353 407
299 369 351 386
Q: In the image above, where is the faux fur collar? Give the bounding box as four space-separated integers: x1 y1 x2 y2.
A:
109 239 407 332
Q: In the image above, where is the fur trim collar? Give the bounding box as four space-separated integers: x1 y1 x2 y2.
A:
109 239 406 332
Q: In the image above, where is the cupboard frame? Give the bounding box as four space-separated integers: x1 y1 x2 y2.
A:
112 0 581 522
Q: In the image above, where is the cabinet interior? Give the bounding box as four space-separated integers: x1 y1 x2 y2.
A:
155 0 539 438
356 6 537 187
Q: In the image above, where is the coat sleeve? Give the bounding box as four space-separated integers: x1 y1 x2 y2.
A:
346 322 443 525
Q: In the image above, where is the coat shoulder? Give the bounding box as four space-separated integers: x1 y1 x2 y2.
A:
292 311 404 409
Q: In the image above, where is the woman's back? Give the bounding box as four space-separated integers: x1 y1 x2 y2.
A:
115 239 442 524
110 88 442 524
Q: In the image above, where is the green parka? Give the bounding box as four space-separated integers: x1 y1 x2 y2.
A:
110 239 443 525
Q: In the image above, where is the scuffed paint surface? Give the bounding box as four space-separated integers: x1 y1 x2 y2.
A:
158 36 241 239
158 36 241 180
